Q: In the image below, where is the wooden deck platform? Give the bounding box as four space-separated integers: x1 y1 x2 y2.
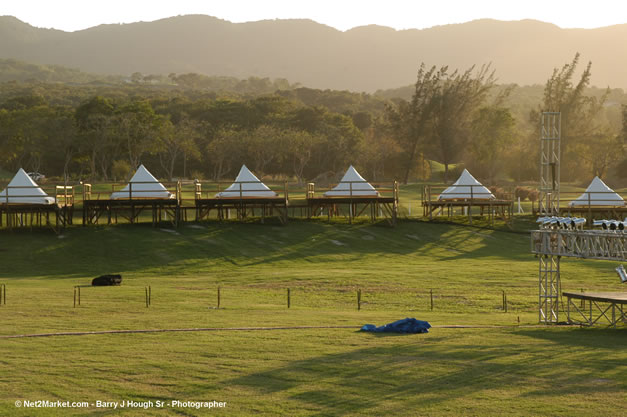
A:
420 185 513 224
563 291 627 327
304 181 398 225
306 196 397 225
558 206 627 222
0 203 74 232
82 198 180 226
422 199 513 224
0 186 75 232
193 197 288 224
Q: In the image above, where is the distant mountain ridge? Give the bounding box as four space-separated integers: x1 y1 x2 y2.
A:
1 15 626 92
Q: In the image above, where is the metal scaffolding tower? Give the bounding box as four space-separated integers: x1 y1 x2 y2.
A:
539 112 561 216
538 254 561 323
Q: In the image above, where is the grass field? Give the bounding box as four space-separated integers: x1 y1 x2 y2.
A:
0 218 626 416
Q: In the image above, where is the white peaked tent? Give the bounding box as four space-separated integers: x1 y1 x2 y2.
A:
569 176 625 207
324 166 379 197
438 169 495 200
215 165 277 198
110 165 173 199
0 168 55 204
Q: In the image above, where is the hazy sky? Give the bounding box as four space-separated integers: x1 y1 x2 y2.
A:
4 0 627 32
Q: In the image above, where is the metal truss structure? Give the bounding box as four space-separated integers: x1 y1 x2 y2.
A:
531 230 627 261
539 112 561 216
531 229 627 324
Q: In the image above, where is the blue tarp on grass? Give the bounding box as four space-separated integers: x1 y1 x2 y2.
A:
361 318 431 334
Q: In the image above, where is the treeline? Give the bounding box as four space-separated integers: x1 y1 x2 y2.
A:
0 54 625 186
385 54 626 185
0 59 123 84
0 92 378 183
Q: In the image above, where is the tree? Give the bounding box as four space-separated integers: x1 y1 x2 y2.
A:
358 121 404 181
535 53 608 179
46 107 78 181
428 64 496 182
386 64 443 183
206 128 239 180
75 96 115 180
244 125 289 177
115 101 164 170
111 159 131 182
157 116 202 181
573 130 624 178
287 129 324 183
467 106 516 184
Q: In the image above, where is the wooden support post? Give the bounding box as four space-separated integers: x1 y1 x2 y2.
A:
587 192 592 227
579 288 586 309
468 186 473 225
357 289 361 311
428 186 433 220
502 290 506 312
129 182 134 224
145 287 149 308
217 286 221 309
74 286 81 307
287 288 291 309
0 284 5 305
430 289 433 311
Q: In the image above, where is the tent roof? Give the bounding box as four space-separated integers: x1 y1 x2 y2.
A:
110 165 173 199
324 166 379 197
438 169 495 200
569 176 625 207
215 165 277 198
0 168 54 205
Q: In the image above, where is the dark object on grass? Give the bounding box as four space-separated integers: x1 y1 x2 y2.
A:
92 274 122 286
361 318 431 334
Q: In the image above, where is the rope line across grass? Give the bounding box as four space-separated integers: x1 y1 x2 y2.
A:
0 324 544 339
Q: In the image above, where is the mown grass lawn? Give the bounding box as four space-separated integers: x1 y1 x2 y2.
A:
0 218 625 416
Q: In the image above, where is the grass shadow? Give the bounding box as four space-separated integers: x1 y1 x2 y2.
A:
226 329 626 415
0 219 535 279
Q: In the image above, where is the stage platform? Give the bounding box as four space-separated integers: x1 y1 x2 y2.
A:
563 291 627 327
0 203 74 232
306 196 397 225
558 206 627 222
1 186 74 232
305 181 398 225
421 185 513 224
82 198 179 226
422 199 513 223
193 197 288 224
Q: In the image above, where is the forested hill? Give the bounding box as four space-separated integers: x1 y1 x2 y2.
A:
1 15 627 92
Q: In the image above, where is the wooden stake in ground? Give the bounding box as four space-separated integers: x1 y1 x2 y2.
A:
357 289 361 311
217 286 221 309
287 288 291 309
73 286 81 307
